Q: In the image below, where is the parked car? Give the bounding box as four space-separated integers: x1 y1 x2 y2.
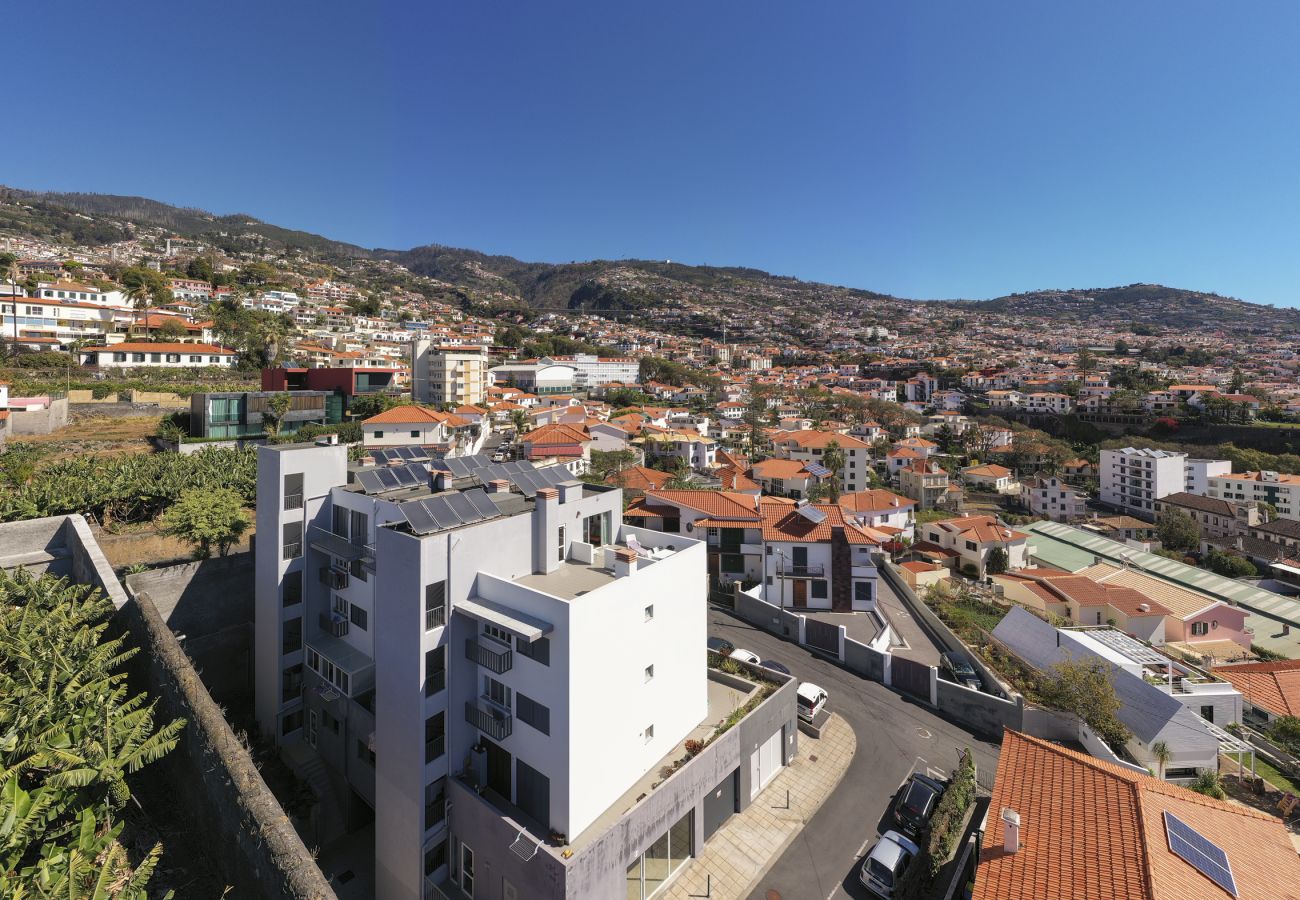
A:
707 636 735 657
760 659 792 676
859 830 920 897
729 648 761 665
891 773 946 837
796 682 828 722
939 651 981 691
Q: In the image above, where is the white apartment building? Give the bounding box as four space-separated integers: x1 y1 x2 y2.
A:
1020 474 1088 522
36 280 126 308
79 341 237 368
1023 392 1073 415
540 353 639 389
769 430 874 493
0 297 122 349
1184 457 1232 495
255 445 797 899
412 341 488 406
1209 471 1300 522
1100 447 1190 516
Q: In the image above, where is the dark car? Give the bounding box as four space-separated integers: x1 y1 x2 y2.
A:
707 636 735 657
891 773 946 837
760 659 791 676
940 651 981 691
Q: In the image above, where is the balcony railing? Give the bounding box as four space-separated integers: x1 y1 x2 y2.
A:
320 566 349 590
777 563 825 577
283 493 304 511
425 734 446 763
319 611 349 638
466 639 513 674
426 605 446 630
283 542 303 561
465 701 512 741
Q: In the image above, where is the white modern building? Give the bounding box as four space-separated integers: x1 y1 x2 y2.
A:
1209 471 1300 522
489 361 578 395
1184 458 1233 496
255 444 797 899
78 342 238 368
412 341 489 406
540 353 638 389
1099 447 1189 516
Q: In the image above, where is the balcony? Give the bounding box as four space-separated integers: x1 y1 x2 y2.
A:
320 566 349 590
425 733 446 763
319 610 349 638
284 493 304 511
465 701 512 741
426 605 447 631
466 638 513 674
777 562 825 577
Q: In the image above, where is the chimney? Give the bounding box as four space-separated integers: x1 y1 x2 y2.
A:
613 547 638 578
486 479 510 495
1002 808 1022 854
534 487 560 574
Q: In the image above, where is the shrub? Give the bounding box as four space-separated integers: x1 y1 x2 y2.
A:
685 739 704 758
925 751 978 875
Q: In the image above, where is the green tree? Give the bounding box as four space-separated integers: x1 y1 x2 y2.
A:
1188 770 1226 800
1038 655 1131 750
1157 510 1201 554
160 487 249 558
1076 348 1096 372
1204 548 1258 578
1150 740 1172 780
261 391 293 437
821 439 845 497
986 546 1009 575
0 442 43 486
185 256 214 282
348 392 400 420
152 317 189 341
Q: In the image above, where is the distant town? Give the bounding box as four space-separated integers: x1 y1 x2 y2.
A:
6 192 1300 900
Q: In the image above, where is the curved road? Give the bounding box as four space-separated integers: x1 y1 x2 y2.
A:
707 606 1000 900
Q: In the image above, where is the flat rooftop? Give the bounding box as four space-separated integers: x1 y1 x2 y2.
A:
516 560 616 599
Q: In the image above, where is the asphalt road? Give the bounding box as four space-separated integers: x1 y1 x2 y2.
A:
708 606 1000 900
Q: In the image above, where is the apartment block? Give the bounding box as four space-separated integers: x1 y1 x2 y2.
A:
412 341 488 406
1099 447 1189 516
255 445 796 899
1208 471 1300 522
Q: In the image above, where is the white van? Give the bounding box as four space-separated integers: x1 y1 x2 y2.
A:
796 683 828 722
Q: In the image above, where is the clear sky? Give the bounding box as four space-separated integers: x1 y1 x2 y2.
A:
9 1 1300 305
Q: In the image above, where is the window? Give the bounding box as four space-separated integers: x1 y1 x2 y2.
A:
484 676 512 709
411 430 420 438
423 840 448 877
281 664 302 703
644 604 654 621
209 356 220 364
424 645 446 696
644 724 654 744
321 709 340 734
132 353 145 363
425 712 446 762
644 664 655 682
965 540 977 551
349 510 368 547
484 624 512 645
282 522 303 560
166 354 181 363
515 758 550 827
854 581 873 605
425 581 446 630
811 580 828 599
283 473 304 510
282 617 302 655
349 557 367 582
150 353 162 363
189 354 202 363
1200 705 1214 723
516 636 550 666
349 604 368 631
517 693 550 735
424 777 447 831
113 352 126 362
557 525 566 563
281 709 303 736
373 430 383 439
281 572 302 607
1191 621 1209 636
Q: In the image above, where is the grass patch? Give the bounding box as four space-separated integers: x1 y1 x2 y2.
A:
1225 753 1300 795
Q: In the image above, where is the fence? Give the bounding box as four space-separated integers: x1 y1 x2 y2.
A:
731 576 1023 740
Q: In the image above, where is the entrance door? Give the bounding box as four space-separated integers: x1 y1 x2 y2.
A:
484 739 511 800
750 730 784 799
306 710 318 748
792 579 808 608
460 843 475 898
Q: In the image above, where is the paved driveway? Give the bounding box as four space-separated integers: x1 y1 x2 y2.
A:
707 606 999 900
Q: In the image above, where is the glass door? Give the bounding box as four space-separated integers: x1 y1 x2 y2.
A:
460 843 475 897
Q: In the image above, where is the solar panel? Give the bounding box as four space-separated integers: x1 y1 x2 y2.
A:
1164 812 1237 897
444 491 481 523
369 449 391 465
464 489 502 520
405 463 430 484
445 457 473 477
805 462 831 478
402 502 437 534
427 495 466 527
375 469 400 490
356 470 385 494
392 466 418 487
541 466 571 487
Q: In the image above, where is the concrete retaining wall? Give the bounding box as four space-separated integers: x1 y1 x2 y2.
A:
10 397 68 434
68 389 120 403
935 680 1023 739
1020 707 1077 742
115 592 335 900
843 637 887 682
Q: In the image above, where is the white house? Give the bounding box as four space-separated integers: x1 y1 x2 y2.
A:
79 342 237 368
1020 474 1088 521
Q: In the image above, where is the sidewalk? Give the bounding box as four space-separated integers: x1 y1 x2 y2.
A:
664 713 857 900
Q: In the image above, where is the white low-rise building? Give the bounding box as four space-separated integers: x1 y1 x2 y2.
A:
79 341 237 368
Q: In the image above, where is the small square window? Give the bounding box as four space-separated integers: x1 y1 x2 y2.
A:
644 724 654 743
645 664 654 682
644 604 654 621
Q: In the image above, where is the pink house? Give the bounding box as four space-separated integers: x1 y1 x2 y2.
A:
1170 601 1251 651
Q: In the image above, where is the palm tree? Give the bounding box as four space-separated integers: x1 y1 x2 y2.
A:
1151 740 1172 780
124 282 153 338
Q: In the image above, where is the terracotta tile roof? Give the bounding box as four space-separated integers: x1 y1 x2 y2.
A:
963 463 1013 478
751 458 817 479
1076 564 1218 620
977 729 1300 900
771 429 872 450
717 466 761 492
1213 659 1300 717
760 503 882 545
605 466 672 491
362 405 450 426
838 489 915 514
520 423 591 445
643 489 762 521
84 341 234 354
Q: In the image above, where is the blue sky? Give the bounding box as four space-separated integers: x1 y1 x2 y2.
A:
9 1 1300 305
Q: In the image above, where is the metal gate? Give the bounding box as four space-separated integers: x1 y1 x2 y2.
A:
891 655 932 701
804 618 839 657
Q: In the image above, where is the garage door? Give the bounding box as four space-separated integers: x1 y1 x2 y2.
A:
750 729 784 799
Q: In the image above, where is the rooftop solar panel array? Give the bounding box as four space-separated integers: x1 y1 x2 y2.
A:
355 462 429 494
369 446 430 466
399 488 503 535
1163 812 1237 897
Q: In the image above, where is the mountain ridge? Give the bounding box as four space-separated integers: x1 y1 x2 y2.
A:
3 185 1294 329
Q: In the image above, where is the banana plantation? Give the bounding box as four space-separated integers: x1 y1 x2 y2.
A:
0 568 184 897
0 447 256 525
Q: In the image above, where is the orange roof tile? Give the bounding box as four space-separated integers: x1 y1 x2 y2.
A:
361 405 450 425
1214 659 1300 717
760 503 882 545
521 423 591 445
977 729 1300 900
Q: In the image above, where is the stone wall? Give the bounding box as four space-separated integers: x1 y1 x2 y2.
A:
9 396 69 434
115 591 335 900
